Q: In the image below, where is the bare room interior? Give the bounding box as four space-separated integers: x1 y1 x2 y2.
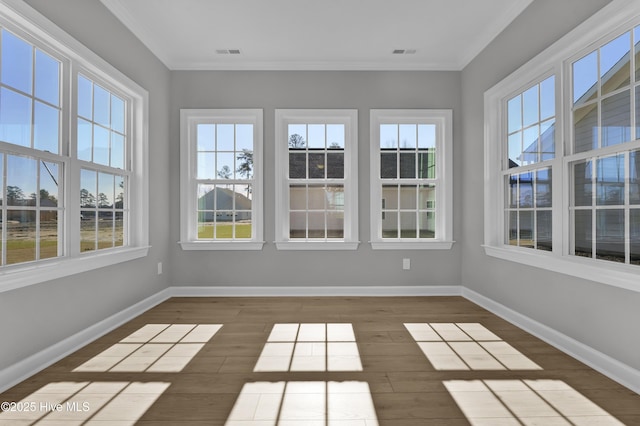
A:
0 0 639 424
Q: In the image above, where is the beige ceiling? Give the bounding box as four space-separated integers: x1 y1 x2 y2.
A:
100 0 533 71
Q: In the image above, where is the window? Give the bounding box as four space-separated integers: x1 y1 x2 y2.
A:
179 109 263 250
369 110 453 249
484 0 640 291
0 2 148 292
275 109 358 250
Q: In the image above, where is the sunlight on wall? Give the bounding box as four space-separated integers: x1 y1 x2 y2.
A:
225 381 378 426
254 323 362 372
404 323 541 370
0 381 170 425
73 324 222 372
444 379 624 426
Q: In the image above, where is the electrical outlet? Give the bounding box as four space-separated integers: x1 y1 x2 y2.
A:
157 262 163 275
402 258 411 270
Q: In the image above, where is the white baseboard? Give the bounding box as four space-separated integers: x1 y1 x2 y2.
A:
170 285 462 297
462 287 640 395
2 285 638 397
0 288 172 394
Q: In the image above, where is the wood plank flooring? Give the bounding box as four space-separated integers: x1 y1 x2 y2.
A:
1 296 639 425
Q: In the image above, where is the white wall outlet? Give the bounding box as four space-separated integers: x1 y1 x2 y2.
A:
157 262 163 275
403 258 411 270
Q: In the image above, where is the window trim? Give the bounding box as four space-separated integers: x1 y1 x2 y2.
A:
369 109 454 250
484 0 640 292
274 109 359 250
0 0 149 293
179 108 264 251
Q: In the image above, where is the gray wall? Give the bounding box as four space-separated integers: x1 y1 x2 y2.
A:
461 0 640 370
169 71 463 287
0 0 171 371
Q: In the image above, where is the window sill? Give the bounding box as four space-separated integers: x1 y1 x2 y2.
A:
179 241 265 251
483 245 640 293
0 246 150 294
370 240 455 250
275 241 360 251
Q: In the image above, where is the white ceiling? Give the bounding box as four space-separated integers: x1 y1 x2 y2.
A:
100 0 533 71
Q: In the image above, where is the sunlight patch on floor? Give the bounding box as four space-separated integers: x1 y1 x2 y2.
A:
225 381 378 426
73 324 222 373
405 323 541 371
254 323 362 372
444 379 624 426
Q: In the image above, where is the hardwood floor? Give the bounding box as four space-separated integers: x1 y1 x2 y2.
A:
1 296 639 425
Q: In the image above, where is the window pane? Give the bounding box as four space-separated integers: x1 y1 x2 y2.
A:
382 185 398 210
111 133 124 169
519 211 534 248
508 132 522 168
399 185 417 209
537 210 552 251
81 212 96 252
1 30 32 94
77 75 92 120
382 211 398 238
234 212 252 239
596 155 624 206
326 185 344 211
636 87 640 141
40 161 59 207
631 150 640 205
93 84 110 127
631 209 640 265
326 152 344 178
573 51 598 105
289 153 306 178
522 125 539 165
217 124 234 151
536 168 552 208
419 211 435 238
600 32 630 95
400 211 417 238
574 210 592 258
214 212 233 238
327 124 344 149
34 101 59 153
217 152 234 179
6 210 36 264
573 160 593 206
236 124 253 150
0 87 32 147
7 155 36 206
508 175 517 208
289 211 306 238
522 85 539 127
508 211 517 245
380 152 397 178
308 185 325 210
77 118 92 161
35 49 60 106
507 95 522 133
596 209 625 262
197 152 215 179
399 152 416 178
519 172 533 208
80 169 97 208
380 124 397 148
290 184 306 210
399 124 416 149
540 76 555 121
197 124 215 151
308 152 325 178
574 103 598 153
93 125 110 166
197 211 214 239
418 185 435 210
418 151 435 178
601 90 630 147
540 119 555 161
40 210 59 260
98 173 114 208
236 149 253 180
111 95 125 133
98 211 114 249
308 124 325 148
417 124 435 149
327 211 344 238
0 153 3 207
115 176 125 209
308 212 325 238
288 125 306 148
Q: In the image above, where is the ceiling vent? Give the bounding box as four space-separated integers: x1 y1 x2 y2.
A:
392 49 417 55
216 49 241 55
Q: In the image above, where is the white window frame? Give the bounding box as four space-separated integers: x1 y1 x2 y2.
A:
275 109 359 250
369 109 454 249
0 0 149 293
179 109 264 250
484 0 640 292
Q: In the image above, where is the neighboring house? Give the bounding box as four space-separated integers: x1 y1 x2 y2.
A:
198 187 252 222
